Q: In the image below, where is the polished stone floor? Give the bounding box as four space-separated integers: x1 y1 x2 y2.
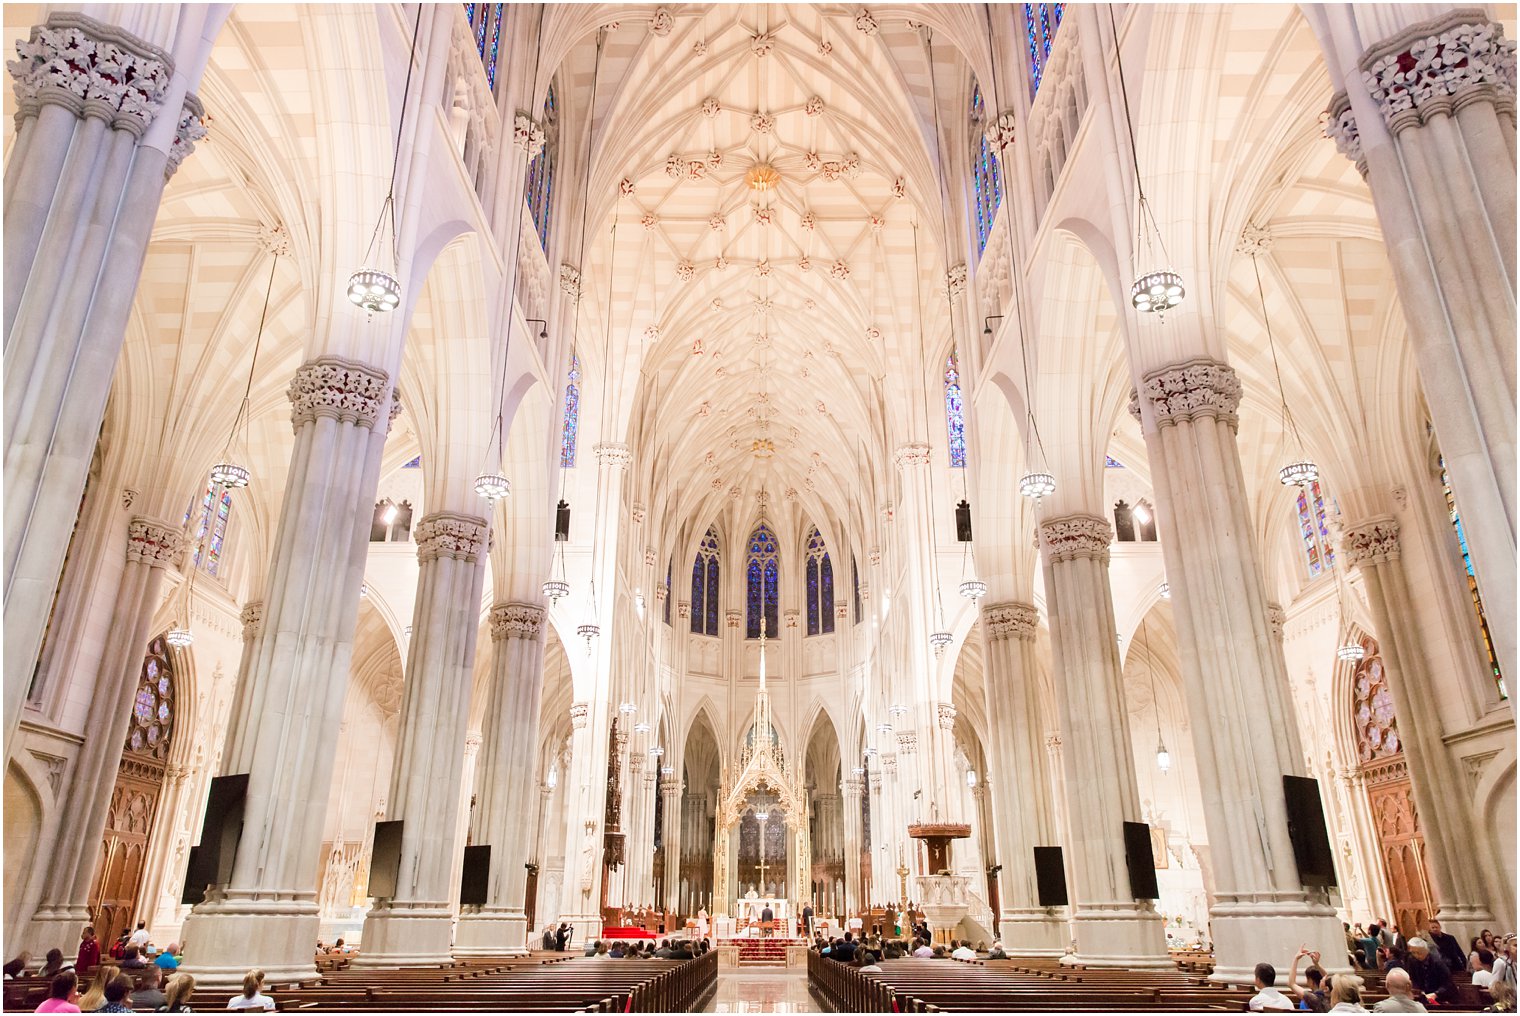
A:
702 968 822 1012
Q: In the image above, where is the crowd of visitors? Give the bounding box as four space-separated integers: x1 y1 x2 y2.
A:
582 938 709 960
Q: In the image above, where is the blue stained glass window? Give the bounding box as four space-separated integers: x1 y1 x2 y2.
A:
186 481 233 577
403 455 422 468
526 84 558 250
1438 455 1506 699
945 350 967 468
664 561 672 626
970 84 1002 256
1295 480 1334 578
805 526 835 636
1023 3 1065 99
852 554 862 625
1105 456 1124 468
746 523 779 640
560 353 580 468
487 3 504 90
691 527 720 637
462 5 504 91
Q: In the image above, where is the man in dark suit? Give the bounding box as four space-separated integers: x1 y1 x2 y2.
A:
802 902 815 939
760 904 774 937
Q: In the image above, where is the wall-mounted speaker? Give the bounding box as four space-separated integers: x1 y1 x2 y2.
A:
1123 821 1160 900
955 500 973 542
369 820 405 900
555 500 571 542
1033 846 1068 907
1283 775 1338 887
460 845 490 906
180 773 249 905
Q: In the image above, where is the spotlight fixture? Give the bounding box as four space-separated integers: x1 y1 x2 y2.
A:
1158 582 1170 599
746 161 780 192
526 318 549 340
982 315 1004 337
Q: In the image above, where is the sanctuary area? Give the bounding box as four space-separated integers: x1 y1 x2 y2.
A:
2 2 1515 1012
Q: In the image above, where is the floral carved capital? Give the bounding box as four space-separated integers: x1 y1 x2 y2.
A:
1038 513 1112 563
239 601 265 640
288 356 390 430
984 601 1038 641
1139 357 1242 429
413 512 490 563
126 516 184 566
1360 14 1517 131
7 13 173 136
1341 515 1401 566
490 602 545 641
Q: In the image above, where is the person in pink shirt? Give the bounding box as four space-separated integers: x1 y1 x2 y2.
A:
35 970 81 1013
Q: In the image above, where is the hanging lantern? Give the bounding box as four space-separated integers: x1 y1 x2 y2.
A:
542 578 570 603
929 630 954 655
648 745 664 758
619 701 638 715
852 766 866 776
577 623 601 650
1155 740 1172 774
1337 643 1366 662
958 579 987 600
1018 471 1056 501
1131 269 1185 316
889 704 908 719
209 462 251 490
348 267 401 314
165 625 194 649
633 722 651 734
1279 460 1320 487
876 723 894 736
474 472 511 501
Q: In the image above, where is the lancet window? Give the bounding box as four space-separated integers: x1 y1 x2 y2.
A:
746 523 779 640
1438 455 1506 699
560 352 580 468
805 526 835 636
526 84 558 250
462 4 505 90
691 527 721 637
970 85 1002 256
1023 3 1065 98
945 350 967 467
1296 480 1334 578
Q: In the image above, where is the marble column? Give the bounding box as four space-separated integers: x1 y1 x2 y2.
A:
1340 517 1507 933
557 700 607 940
1038 514 1170 968
1315 7 1517 691
180 357 392 987
1132 359 1346 983
4 12 212 746
659 777 683 913
455 602 548 957
980 601 1066 955
356 510 489 966
23 517 184 954
841 777 864 913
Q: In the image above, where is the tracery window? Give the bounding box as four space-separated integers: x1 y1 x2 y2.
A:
185 482 234 577
560 352 580 468
1023 3 1065 98
969 85 1002 257
526 84 558 250
1351 639 1400 762
1295 480 1334 578
805 526 835 636
691 527 721 637
944 350 967 468
462 3 505 91
745 523 779 640
1438 455 1507 699
127 635 176 760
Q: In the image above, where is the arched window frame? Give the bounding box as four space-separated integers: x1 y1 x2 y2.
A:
463 4 505 91
1295 480 1335 579
185 481 235 578
560 352 580 468
969 85 1002 257
526 83 558 251
944 349 967 468
1022 3 1066 99
746 523 779 640
1350 637 1401 763
691 527 721 637
1436 453 1507 699
805 526 836 636
127 635 177 759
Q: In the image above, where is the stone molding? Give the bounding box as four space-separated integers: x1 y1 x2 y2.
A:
593 443 632 468
387 390 404 433
1135 358 1242 429
630 503 646 525
725 609 741 629
1267 602 1287 641
125 516 184 566
677 600 690 619
659 778 682 796
896 730 918 755
1341 515 1401 565
559 263 581 299
240 601 264 640
936 703 957 730
945 263 968 298
893 443 931 469
869 769 885 789
985 109 1018 149
165 93 207 177
1324 92 1366 173
1236 223 1274 258
650 7 674 36
7 13 173 136
512 112 545 157
841 777 865 796
570 702 589 729
1038 513 1112 563
288 356 390 430
489 602 545 641
627 753 645 773
1361 12 1516 131
464 732 483 757
984 601 1038 641
413 512 490 563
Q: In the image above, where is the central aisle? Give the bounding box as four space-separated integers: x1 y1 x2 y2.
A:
701 968 818 1013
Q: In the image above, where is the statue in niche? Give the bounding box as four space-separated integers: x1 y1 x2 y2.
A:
746 885 758 899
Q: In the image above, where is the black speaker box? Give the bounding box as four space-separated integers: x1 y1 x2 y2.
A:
1033 846 1068 907
1123 821 1160 900
180 773 249 905
1283 775 1338 887
369 820 405 900
460 845 491 906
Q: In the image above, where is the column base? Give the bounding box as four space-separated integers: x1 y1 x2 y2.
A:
1434 903 1499 947
1065 902 1172 969
352 902 456 967
560 911 604 951
998 908 1069 956
180 895 320 988
1207 895 1348 986
452 907 529 958
23 904 94 960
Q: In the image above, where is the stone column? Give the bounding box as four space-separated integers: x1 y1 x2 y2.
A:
557 700 607 940
841 776 865 913
455 602 548 957
1341 517 1507 933
1038 514 1170 968
659 777 683 914
354 511 490 966
980 602 1066 954
23 517 184 953
179 357 392 987
1133 360 1349 981
4 12 213 746
1315 8 1516 690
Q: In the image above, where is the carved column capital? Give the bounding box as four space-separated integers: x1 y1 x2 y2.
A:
1138 357 1242 429
164 93 207 178
1044 732 1063 755
287 356 390 430
1360 13 1517 132
660 777 682 796
490 602 545 641
464 732 483 758
841 777 865 797
936 703 957 730
945 263 968 298
593 443 632 468
1341 515 1401 565
1323 92 1367 174
985 110 1018 149
983 601 1038 641
868 771 884 791
239 601 265 640
1267 602 1287 641
413 512 490 563
893 443 931 469
570 702 589 729
1038 513 1112 563
7 13 172 135
512 112 546 156
725 608 742 629
896 731 918 755
126 516 184 566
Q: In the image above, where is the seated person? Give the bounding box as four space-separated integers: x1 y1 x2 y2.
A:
131 965 167 1011
950 940 977 961
1475 949 1498 988
119 948 148 971
225 968 276 1011
1329 974 1368 1013
832 934 857 963
1373 968 1428 1013
987 941 1008 960
1288 946 1329 1012
152 945 179 973
35 970 81 1014
912 939 933 958
1250 962 1295 1012
96 974 135 1014
1485 979 1516 1013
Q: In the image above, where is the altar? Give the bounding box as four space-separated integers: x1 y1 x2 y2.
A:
736 895 789 934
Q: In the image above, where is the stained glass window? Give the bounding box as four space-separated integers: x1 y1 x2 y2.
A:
804 526 836 636
664 560 672 626
1295 479 1334 579
185 481 233 578
1350 638 1401 762
126 635 175 760
970 84 1003 257
852 554 862 625
526 84 558 250
1023 3 1065 98
945 350 967 468
746 523 779 640
1105 456 1124 468
560 352 580 468
691 527 721 637
403 455 422 469
1438 455 1506 699
463 4 505 91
